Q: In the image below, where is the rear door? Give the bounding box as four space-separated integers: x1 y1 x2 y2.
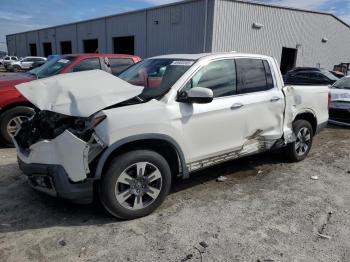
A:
235 58 285 141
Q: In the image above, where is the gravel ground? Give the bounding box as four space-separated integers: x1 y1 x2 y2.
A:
0 126 350 262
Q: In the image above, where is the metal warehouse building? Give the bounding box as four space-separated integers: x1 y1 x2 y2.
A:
6 0 350 73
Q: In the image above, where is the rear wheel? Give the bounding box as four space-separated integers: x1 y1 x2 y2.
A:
99 150 172 219
0 106 35 147
284 120 314 162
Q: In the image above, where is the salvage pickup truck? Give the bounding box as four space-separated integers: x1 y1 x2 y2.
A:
14 53 329 219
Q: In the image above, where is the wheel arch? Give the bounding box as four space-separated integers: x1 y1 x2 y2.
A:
0 101 36 117
293 109 317 134
94 134 189 180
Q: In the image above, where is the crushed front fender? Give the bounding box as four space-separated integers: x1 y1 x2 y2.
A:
15 130 90 182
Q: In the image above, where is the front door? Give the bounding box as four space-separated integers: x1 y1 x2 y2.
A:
178 59 246 163
21 58 33 69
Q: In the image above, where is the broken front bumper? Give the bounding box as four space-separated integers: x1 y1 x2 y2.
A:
18 159 94 203
14 130 103 203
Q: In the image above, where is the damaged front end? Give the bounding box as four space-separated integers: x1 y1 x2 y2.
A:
14 110 107 202
12 70 144 202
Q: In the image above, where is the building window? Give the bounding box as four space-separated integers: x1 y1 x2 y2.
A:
113 36 135 55
43 42 52 57
83 39 98 53
60 41 72 55
29 43 37 56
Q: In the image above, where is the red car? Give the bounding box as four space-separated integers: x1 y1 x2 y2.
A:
0 53 141 146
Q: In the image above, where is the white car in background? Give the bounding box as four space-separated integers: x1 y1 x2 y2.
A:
329 76 350 126
1 56 18 69
8 56 47 72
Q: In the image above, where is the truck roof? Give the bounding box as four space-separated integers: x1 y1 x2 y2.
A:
151 52 274 61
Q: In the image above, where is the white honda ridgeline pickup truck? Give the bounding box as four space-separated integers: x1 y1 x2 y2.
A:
14 53 329 219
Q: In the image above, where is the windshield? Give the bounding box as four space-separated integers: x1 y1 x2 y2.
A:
320 69 339 81
28 56 75 79
333 77 350 90
118 58 195 99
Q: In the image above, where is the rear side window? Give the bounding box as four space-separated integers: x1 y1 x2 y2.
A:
109 58 134 75
32 58 44 62
236 59 274 94
71 58 101 72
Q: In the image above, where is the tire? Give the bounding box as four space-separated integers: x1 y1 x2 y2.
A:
12 65 21 73
99 150 172 219
0 106 35 147
284 120 314 162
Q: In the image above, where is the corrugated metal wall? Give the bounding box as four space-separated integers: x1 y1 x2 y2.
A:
14 33 27 57
6 35 16 56
5 0 350 68
76 18 106 53
106 11 147 57
146 0 209 56
26 31 39 55
38 28 57 55
56 24 78 54
211 0 350 69
5 0 211 58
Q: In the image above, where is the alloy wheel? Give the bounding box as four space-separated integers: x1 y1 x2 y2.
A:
295 127 311 156
7 116 29 136
115 162 162 210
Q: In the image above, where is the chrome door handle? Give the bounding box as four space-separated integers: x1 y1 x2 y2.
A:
231 103 244 110
270 97 281 102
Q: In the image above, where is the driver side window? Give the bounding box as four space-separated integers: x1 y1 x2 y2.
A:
183 59 236 98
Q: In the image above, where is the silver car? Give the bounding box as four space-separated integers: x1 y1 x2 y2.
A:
8 56 47 72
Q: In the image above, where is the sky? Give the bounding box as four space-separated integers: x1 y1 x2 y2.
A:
1 0 350 52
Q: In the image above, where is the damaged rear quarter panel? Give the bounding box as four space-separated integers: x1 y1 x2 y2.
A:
282 85 329 141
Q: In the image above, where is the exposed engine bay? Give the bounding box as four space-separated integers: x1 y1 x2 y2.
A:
15 110 92 149
14 110 107 182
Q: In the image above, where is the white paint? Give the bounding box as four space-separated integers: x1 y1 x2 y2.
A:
15 52 330 182
15 70 143 117
15 130 89 182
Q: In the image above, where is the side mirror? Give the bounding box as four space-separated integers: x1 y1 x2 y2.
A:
177 87 214 104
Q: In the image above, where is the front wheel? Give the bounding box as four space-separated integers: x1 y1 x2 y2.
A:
12 65 21 73
99 150 172 219
0 106 35 147
284 120 314 162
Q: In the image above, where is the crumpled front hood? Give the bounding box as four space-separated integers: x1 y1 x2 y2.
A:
330 88 350 103
15 70 143 117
